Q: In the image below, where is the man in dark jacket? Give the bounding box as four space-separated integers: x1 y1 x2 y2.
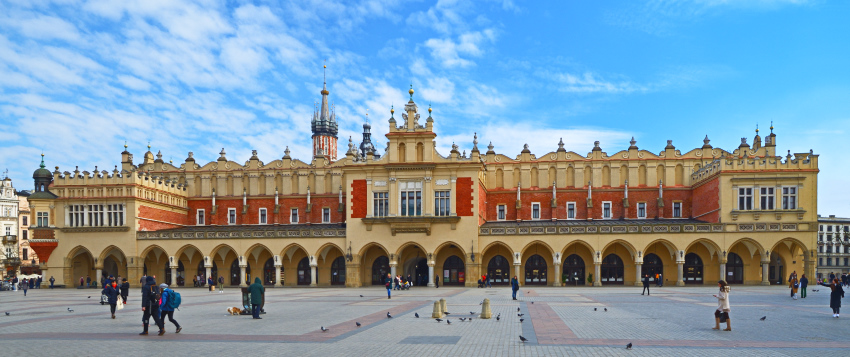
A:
800 274 809 299
140 276 164 335
511 276 519 300
86 275 91 287
248 277 265 319
119 278 130 304
642 274 651 295
102 281 119 319
49 276 55 289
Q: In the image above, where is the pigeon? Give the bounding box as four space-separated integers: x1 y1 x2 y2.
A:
87 296 91 299
626 343 632 350
520 318 524 323
459 317 466 322
4 312 9 316
67 308 74 312
760 316 767 321
517 307 521 312
387 312 392 318
467 318 473 321
444 312 451 315
594 308 597 311
518 313 524 317
356 322 361 327
470 311 475 315
359 295 364 297
415 313 420 318
436 318 443 322
320 326 329 332
496 316 501 321
446 319 451 324
519 335 528 342
604 308 608 312
531 302 534 305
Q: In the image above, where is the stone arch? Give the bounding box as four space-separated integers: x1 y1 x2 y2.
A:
769 237 808 255
769 237 807 283
726 238 767 284
675 164 684 185
638 165 647 186
548 166 556 187
398 142 406 162
245 243 273 285
619 165 628 186
314 242 345 286
560 240 595 286
685 238 722 260
601 165 611 186
396 241 428 286
139 244 169 260
601 240 637 285
99 245 128 280
602 239 637 258
495 168 504 188
482 241 514 285
434 241 468 286
684 238 723 285
357 242 389 259
394 241 427 258
727 238 766 259
520 240 555 258
520 241 554 286
359 242 390 286
140 244 169 283
643 239 679 261
566 166 575 187
656 164 666 185
67 245 95 287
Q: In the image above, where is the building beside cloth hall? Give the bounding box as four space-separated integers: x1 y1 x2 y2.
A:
26 77 820 288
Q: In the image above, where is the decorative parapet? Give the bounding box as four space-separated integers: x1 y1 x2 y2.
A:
137 225 345 240
479 221 730 235
60 226 131 233
361 216 461 235
691 159 721 186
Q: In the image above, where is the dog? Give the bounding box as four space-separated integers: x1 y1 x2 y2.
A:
227 307 243 315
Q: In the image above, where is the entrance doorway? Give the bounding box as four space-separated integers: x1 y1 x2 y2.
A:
487 255 510 285
726 252 744 284
297 257 311 285
372 256 389 285
524 254 547 285
683 253 703 284
601 254 624 285
331 256 346 285
563 254 585 286
442 255 465 285
643 253 663 284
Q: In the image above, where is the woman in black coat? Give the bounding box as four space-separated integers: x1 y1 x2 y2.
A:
820 278 845 318
119 278 130 304
102 282 120 319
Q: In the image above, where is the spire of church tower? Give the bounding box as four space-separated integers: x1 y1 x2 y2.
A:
312 62 339 161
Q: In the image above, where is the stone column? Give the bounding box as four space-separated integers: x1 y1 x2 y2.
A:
676 261 685 286
205 266 212 283
593 263 602 286
274 264 282 287
635 263 642 286
170 267 178 286
239 265 247 287
390 262 397 279
310 261 318 287
761 259 770 285
95 268 103 287
427 261 435 287
552 260 562 287
514 263 521 286
719 259 727 282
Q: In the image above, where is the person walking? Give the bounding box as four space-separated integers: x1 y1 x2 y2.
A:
385 273 392 299
407 274 412 288
820 278 845 318
102 280 119 319
486 275 492 288
86 275 91 288
11 276 17 291
511 276 519 300
248 277 264 319
159 283 182 332
712 280 732 331
22 279 28 296
789 274 799 300
140 276 164 336
207 277 214 293
218 275 224 293
79 276 84 288
642 274 651 296
800 274 808 299
658 273 663 287
120 278 130 304
49 276 55 289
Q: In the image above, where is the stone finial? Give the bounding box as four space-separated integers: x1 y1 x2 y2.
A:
592 141 601 151
473 132 478 147
348 136 355 153
219 148 226 157
251 150 258 160
739 138 749 148
156 151 162 160
628 137 638 150
665 140 675 149
487 141 494 153
283 146 291 159
187 151 194 159
557 138 565 152
451 142 459 153
702 135 711 148
521 143 530 153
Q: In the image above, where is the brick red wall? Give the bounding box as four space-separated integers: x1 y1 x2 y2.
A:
138 205 188 231
456 177 474 216
188 196 345 225
351 180 367 219
692 177 720 222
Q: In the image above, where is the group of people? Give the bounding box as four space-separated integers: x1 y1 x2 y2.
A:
788 271 807 299
821 272 850 287
100 276 130 318
477 274 492 288
390 274 413 291
205 276 225 293
9 276 43 296
137 275 182 335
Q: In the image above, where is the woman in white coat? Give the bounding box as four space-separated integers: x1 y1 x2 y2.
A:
713 280 731 331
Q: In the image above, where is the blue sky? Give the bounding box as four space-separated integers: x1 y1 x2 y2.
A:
1 0 848 215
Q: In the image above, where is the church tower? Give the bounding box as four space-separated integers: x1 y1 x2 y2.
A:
311 65 339 161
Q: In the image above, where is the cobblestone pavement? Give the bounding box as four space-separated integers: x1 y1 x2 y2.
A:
2 285 849 356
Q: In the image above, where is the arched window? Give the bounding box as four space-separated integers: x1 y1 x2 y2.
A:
443 255 466 285
487 255 510 285
264 258 275 285
525 254 547 285
297 257 311 285
196 260 206 284
726 252 744 284
643 253 663 284
601 254 624 285
331 256 346 285
683 253 703 284
563 254 585 286
398 143 406 162
210 261 218 282
416 142 424 161
372 256 389 285
230 260 251 286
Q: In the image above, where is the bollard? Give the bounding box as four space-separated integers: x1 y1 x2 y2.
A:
480 298 492 319
440 298 447 314
431 301 443 318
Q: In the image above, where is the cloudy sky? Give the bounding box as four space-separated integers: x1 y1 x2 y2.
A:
1 0 848 215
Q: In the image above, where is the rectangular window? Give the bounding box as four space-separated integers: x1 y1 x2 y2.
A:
68 204 84 227
22 216 27 226
22 230 27 240
399 181 422 217
827 246 832 253
322 208 330 223
290 208 298 224
259 208 267 224
4 227 9 236
106 204 124 226
827 226 833 232
531 202 541 220
373 192 389 217
22 248 28 260
845 258 849 267
737 187 753 210
497 205 506 220
602 201 612 219
673 202 682 218
759 187 775 210
87 204 104 226
782 186 797 209
196 209 205 225
820 225 823 232
435 191 451 217
228 208 236 225
37 212 49 227
567 202 576 219
637 202 647 219
819 258 824 266
827 258 832 266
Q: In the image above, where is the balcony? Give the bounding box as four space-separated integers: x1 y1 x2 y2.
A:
2 235 17 245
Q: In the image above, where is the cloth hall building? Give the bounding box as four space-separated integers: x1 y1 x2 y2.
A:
26 82 819 288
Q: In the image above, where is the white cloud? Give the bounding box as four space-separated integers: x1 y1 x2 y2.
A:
424 29 497 68
117 75 151 91
5 13 81 42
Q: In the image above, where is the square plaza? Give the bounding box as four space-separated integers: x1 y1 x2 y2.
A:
2 285 848 356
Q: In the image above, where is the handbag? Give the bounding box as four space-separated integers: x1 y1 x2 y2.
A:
117 297 124 310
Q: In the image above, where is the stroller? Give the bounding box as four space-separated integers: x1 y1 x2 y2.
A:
100 293 109 305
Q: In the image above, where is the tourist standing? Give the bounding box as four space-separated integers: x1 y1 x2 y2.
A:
86 275 91 288
103 280 119 319
511 276 519 300
11 276 17 291
642 274 651 296
248 277 264 319
208 277 214 293
159 283 182 332
789 274 799 300
800 274 808 299
657 273 663 287
435 275 440 288
22 279 28 296
218 275 224 293
385 273 392 299
712 280 731 331
49 276 55 289
120 278 129 304
820 278 845 318
486 275 492 288
79 276 84 288
140 276 164 336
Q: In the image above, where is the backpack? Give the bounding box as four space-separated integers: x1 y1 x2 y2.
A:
165 289 182 310
148 284 160 304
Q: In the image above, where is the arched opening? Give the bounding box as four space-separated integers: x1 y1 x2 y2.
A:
643 253 663 284
619 165 628 186
442 255 466 285
601 254 624 285
399 243 428 286
566 166 575 187
141 246 168 285
487 255 510 285
602 166 611 186
495 169 504 188
525 254 547 285
563 254 585 286
656 165 666 185
583 166 592 187
675 164 684 185
530 167 539 187
683 253 703 284
416 142 424 162
398 142 406 162
769 252 784 285
638 165 647 186
726 252 744 284
372 256 389 285
263 258 275 286
195 260 206 286
331 256 346 285
70 247 94 287
175 260 185 286
229 260 251 286
297 257 311 285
